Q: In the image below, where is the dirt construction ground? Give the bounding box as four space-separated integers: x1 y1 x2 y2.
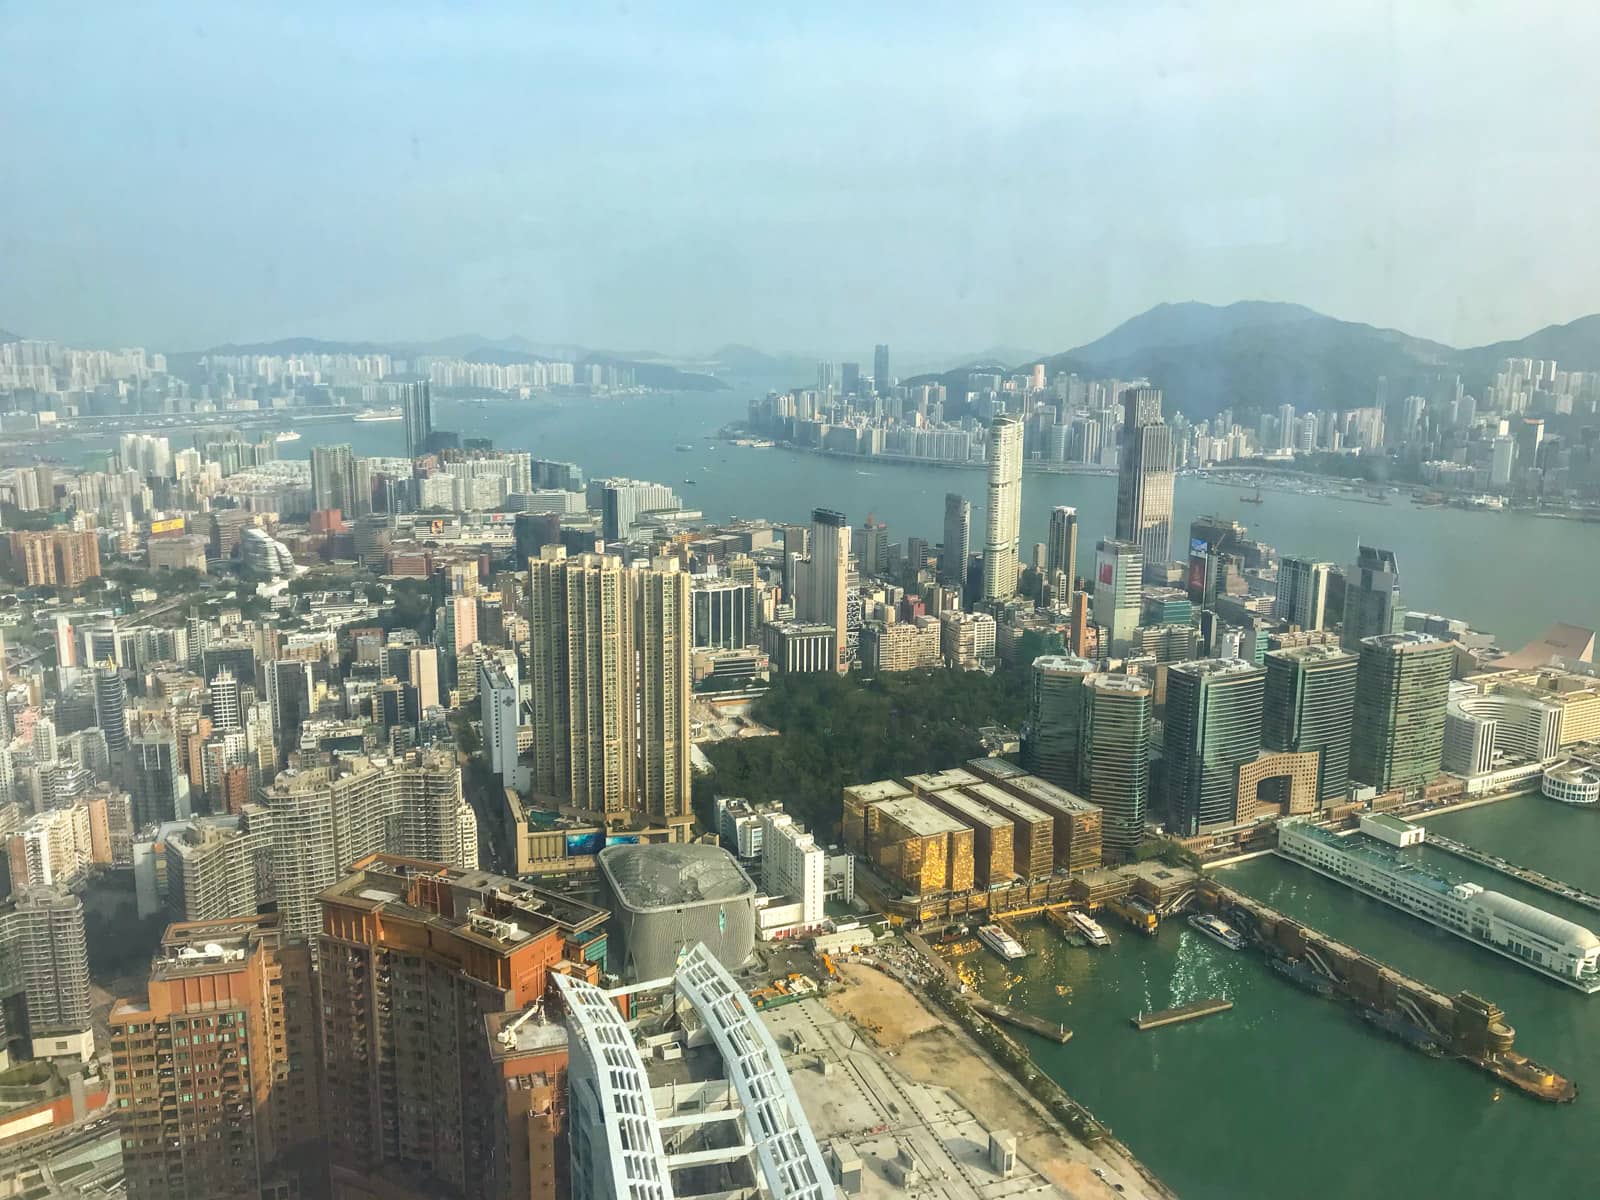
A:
825 961 1157 1200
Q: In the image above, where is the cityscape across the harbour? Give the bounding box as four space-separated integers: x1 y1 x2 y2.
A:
0 324 1596 1200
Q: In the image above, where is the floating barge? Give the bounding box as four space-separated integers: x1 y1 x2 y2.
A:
1131 998 1233 1031
969 996 1073 1043
1196 877 1579 1103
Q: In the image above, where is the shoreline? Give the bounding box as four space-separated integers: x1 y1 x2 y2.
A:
816 954 1177 1200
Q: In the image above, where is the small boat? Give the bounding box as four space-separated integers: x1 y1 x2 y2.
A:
682 479 697 485
675 443 695 451
274 430 302 443
977 924 1027 961
1240 489 1264 504
1068 910 1111 947
1187 913 1246 950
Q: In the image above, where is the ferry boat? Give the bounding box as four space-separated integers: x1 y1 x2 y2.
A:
1277 818 1600 993
976 923 1027 961
1068 910 1111 947
274 430 302 443
1187 913 1246 950
353 406 403 422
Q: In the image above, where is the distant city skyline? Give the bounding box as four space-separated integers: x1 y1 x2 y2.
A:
4 5 1599 353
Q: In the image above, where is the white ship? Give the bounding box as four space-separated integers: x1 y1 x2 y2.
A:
1069 910 1111 947
274 430 302 443
977 923 1027 961
1277 818 1600 993
1187 913 1246 951
353 406 403 422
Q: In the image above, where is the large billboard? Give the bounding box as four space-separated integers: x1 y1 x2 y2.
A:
149 517 186 536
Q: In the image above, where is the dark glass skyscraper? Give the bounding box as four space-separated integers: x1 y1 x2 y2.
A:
940 492 970 585
1080 672 1152 859
400 379 433 460
1342 544 1401 650
1021 654 1095 789
1114 387 1175 572
1046 505 1078 586
1264 644 1358 803
873 343 890 394
1350 632 1453 792
1164 658 1266 835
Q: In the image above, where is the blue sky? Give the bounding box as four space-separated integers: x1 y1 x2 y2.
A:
4 3 1598 357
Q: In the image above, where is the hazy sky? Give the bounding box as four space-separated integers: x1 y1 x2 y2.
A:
5 3 1599 357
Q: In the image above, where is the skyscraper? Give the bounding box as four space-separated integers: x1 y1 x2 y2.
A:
481 655 520 784
1092 539 1143 656
400 378 433 459
1264 644 1359 804
1080 673 1152 859
1278 556 1333 631
93 662 127 752
1164 658 1267 835
0 888 93 1061
310 443 356 514
981 414 1024 600
1046 505 1078 582
1342 544 1402 650
110 915 322 1200
527 550 694 832
127 727 186 827
874 343 890 393
940 492 970 585
208 665 241 731
1350 632 1454 792
1022 654 1094 789
799 509 850 673
1114 387 1176 571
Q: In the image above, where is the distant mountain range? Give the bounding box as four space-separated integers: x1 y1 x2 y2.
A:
915 301 1600 419
10 305 1600 413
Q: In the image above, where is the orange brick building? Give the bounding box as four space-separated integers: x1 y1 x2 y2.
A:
317 854 607 1200
109 915 323 1200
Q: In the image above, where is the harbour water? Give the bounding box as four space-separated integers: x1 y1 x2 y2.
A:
40 382 1599 644
960 794 1600 1200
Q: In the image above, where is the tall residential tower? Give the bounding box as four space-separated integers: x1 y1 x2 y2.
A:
981 414 1024 601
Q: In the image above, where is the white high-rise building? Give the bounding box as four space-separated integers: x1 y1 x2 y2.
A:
479 653 520 785
759 811 825 928
982 414 1024 600
1093 539 1144 657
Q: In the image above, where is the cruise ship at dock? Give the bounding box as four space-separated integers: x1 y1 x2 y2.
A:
1277 817 1600 993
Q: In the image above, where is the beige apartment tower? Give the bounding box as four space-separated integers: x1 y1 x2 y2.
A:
528 549 693 835
982 414 1024 600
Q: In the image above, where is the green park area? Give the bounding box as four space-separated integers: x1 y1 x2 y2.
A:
694 666 1029 838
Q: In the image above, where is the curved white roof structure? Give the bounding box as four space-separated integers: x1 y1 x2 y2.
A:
557 942 830 1200
1477 890 1600 954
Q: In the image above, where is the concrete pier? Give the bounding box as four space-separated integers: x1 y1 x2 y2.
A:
1423 832 1600 913
1131 998 1233 1031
